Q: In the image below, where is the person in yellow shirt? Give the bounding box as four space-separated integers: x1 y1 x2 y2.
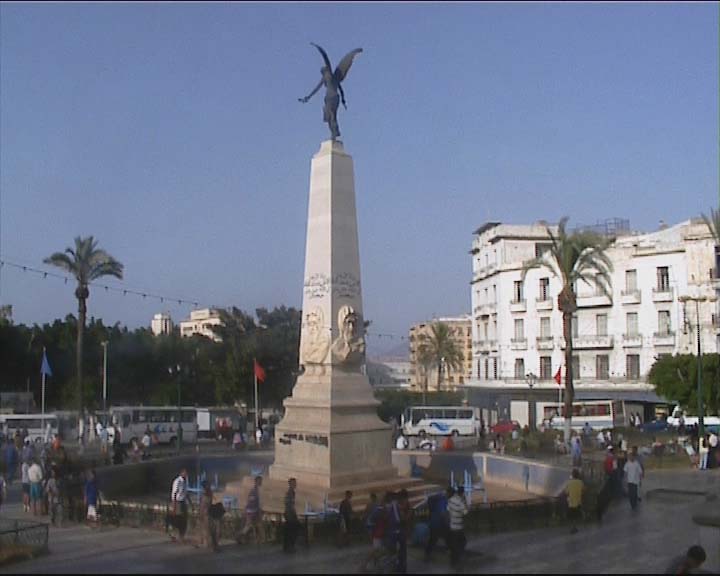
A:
565 468 584 534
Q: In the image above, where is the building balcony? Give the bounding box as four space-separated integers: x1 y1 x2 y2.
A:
474 303 497 317
535 298 553 311
536 336 554 350
572 334 614 349
621 290 642 305
472 263 498 283
510 337 528 350
476 339 497 352
652 288 674 302
653 331 676 347
576 294 612 308
622 333 643 347
510 299 527 313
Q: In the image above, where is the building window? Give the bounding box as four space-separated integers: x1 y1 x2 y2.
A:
514 358 525 379
572 355 580 379
596 355 609 380
626 312 638 336
492 284 497 302
627 355 640 380
484 288 488 303
483 321 489 340
514 319 524 340
493 358 498 380
596 314 608 336
540 356 553 380
513 281 524 303
540 317 551 338
658 310 672 335
657 267 670 292
625 269 637 292
571 314 579 338
535 243 552 259
539 278 550 301
484 359 489 380
477 360 482 379
492 319 497 340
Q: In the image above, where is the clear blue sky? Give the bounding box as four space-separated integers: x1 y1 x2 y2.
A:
1 2 718 352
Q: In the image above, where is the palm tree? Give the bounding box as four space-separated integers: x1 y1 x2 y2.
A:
703 207 720 244
415 322 464 394
521 217 613 442
44 237 123 430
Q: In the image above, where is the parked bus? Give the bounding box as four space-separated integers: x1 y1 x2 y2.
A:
541 400 626 431
108 406 198 446
0 414 59 443
401 406 481 437
666 405 720 430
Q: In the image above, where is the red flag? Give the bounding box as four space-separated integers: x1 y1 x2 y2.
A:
554 366 562 386
254 359 266 383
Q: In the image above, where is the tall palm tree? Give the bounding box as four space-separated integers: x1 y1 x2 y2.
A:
522 217 613 442
44 237 123 430
416 322 464 393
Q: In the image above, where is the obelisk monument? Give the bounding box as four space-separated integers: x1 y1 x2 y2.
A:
269 138 396 488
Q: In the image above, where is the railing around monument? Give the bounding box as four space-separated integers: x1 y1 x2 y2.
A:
0 518 49 564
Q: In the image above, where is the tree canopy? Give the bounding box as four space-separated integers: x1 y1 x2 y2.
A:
648 354 720 416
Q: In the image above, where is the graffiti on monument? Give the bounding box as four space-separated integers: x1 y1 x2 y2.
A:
304 273 330 299
332 273 361 299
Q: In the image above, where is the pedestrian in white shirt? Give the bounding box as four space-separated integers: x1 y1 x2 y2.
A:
170 468 192 543
447 486 469 567
624 452 643 511
395 434 409 450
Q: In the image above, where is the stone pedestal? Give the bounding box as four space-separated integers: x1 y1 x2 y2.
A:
268 139 396 490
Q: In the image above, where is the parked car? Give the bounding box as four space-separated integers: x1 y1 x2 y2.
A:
490 420 521 436
641 419 668 433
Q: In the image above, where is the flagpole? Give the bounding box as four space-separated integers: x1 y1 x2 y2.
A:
254 367 259 434
41 347 46 419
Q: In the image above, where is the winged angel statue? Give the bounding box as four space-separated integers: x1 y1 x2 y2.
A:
298 43 363 140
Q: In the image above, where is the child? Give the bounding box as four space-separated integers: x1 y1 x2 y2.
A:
565 468 584 534
21 461 31 512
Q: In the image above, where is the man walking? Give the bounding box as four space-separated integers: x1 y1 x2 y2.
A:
170 468 192 542
424 487 451 561
240 476 264 544
84 469 99 527
447 486 469 567
283 478 300 553
338 490 353 547
624 450 643 511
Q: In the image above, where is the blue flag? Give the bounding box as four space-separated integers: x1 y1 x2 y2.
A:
41 348 52 378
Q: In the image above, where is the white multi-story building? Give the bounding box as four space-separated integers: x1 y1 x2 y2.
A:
179 308 223 342
468 218 717 428
367 358 413 390
151 313 173 336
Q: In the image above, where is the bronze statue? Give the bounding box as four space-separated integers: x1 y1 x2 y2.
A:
299 43 363 140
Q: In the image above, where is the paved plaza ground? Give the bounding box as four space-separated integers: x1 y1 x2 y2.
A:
1 466 717 574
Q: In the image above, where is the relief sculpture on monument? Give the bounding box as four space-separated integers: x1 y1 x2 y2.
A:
330 305 366 366
301 306 331 364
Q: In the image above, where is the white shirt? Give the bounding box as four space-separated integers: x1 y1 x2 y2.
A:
396 436 408 450
142 434 151 448
624 460 643 485
447 495 468 531
21 463 30 484
96 423 103 437
709 434 718 448
171 475 187 502
28 463 43 484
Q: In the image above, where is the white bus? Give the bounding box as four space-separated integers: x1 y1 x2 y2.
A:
542 400 626 431
0 414 59 443
401 406 481 438
108 406 198 446
666 405 720 429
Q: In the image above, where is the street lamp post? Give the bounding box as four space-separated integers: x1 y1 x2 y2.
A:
101 341 108 428
526 372 538 431
168 364 183 455
679 294 718 440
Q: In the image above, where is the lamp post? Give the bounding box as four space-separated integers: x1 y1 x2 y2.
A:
679 294 717 440
168 364 183 455
101 341 108 428
526 372 538 431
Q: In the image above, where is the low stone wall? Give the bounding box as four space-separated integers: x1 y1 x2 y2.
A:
95 453 274 500
392 451 570 498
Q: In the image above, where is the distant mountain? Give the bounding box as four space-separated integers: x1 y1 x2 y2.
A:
367 338 409 361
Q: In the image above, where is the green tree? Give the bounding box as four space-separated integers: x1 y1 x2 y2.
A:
522 217 613 442
649 354 720 416
44 236 123 427
415 322 464 393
